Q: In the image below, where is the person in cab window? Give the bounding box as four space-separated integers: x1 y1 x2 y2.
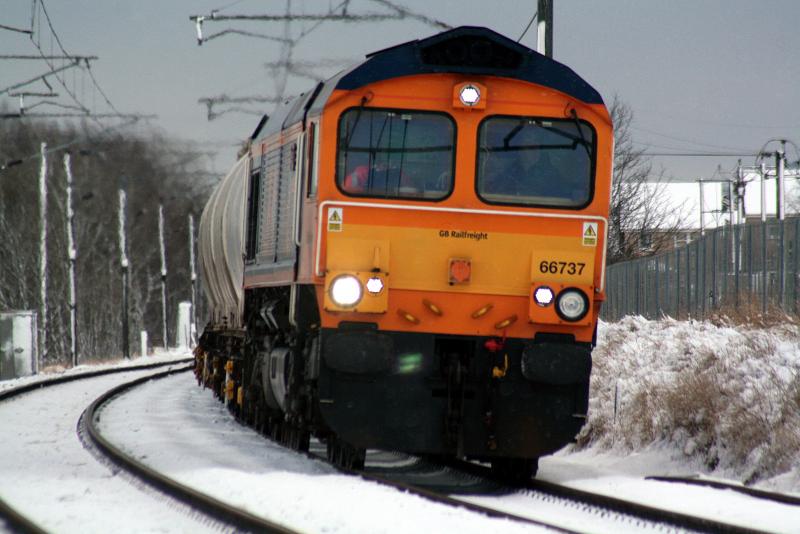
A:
343 163 370 192
343 157 414 195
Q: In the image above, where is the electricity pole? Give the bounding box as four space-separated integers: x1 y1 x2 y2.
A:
776 141 786 222
63 154 78 366
698 179 705 236
159 204 168 349
188 213 197 347
537 0 553 58
118 186 130 359
38 143 48 365
776 141 786 308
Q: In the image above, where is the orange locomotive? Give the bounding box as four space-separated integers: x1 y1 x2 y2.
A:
196 26 612 480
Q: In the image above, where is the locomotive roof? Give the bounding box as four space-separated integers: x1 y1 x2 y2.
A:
253 26 603 142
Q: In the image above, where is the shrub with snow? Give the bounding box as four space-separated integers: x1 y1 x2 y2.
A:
578 316 800 484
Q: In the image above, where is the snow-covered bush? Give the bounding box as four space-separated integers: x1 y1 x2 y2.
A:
578 316 800 483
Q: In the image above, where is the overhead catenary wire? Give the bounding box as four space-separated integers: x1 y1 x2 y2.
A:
2 0 146 125
30 1 100 117
517 10 538 42
631 124 755 154
0 23 34 34
191 0 450 120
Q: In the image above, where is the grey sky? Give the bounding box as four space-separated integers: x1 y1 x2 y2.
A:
2 0 798 186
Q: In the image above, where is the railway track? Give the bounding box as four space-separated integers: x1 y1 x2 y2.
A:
94 368 796 533
0 495 47 534
86 368 581 533
11 364 794 533
336 453 777 534
0 358 193 403
646 475 800 507
441 459 776 534
0 358 194 534
95 367 715 533
319 449 581 533
79 365 297 534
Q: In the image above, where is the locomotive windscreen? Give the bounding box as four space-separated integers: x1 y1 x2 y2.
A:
476 116 595 208
336 108 455 200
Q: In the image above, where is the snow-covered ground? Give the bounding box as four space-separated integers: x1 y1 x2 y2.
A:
99 372 541 534
101 371 800 534
2 318 799 533
580 317 800 494
0 355 211 534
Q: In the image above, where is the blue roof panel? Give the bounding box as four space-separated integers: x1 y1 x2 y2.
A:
335 26 603 105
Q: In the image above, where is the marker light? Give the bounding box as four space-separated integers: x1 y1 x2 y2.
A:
494 314 518 330
366 276 384 295
422 299 443 316
459 84 481 106
398 309 420 324
533 286 554 307
329 274 363 307
471 303 493 319
556 289 589 321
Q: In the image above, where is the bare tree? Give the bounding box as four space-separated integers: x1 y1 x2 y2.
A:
0 116 212 364
608 96 689 264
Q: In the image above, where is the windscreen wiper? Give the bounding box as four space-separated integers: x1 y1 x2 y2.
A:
568 109 592 158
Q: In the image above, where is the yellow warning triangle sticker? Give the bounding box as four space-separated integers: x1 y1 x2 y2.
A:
329 210 341 222
584 225 596 237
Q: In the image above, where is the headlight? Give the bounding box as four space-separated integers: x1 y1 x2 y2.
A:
459 84 481 106
329 274 363 308
556 289 589 321
365 276 384 295
533 286 554 307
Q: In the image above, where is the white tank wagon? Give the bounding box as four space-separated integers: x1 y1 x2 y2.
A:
198 157 249 329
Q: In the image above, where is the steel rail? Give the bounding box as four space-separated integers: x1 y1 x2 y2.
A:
442 458 773 534
0 358 193 534
0 358 193 402
296 445 580 532
350 465 580 533
80 366 298 534
647 475 800 507
79 367 579 532
0 496 47 534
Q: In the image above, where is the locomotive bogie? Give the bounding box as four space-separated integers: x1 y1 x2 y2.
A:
317 326 591 460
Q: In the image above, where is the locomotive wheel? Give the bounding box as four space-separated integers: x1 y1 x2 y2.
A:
326 436 365 470
287 424 310 452
490 457 538 484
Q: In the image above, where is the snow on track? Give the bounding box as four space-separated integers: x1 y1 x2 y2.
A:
0 351 192 393
0 360 216 534
97 371 547 534
533 449 800 533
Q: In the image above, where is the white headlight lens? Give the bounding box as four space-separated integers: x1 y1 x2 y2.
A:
459 85 481 106
533 286 554 306
365 276 384 295
556 289 588 321
330 275 362 307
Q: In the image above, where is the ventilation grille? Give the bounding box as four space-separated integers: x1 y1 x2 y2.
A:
420 36 522 70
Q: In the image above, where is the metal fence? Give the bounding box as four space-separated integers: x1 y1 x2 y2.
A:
603 219 800 320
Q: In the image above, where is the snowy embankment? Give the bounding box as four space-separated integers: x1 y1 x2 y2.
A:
573 316 800 492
